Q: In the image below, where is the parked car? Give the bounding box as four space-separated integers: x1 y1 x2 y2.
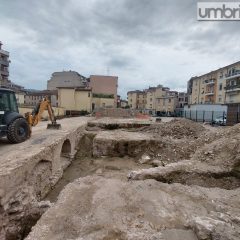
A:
214 116 227 126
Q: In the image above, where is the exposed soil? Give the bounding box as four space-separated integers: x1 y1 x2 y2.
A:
26 118 240 240
45 156 152 203
138 118 206 139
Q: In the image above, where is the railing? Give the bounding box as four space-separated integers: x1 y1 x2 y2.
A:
0 59 9 66
205 90 214 95
205 79 215 85
225 84 240 92
0 69 9 76
0 49 9 55
225 70 240 79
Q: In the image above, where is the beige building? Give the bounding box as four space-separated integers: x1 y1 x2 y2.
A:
24 90 58 107
188 61 240 105
127 85 179 114
15 91 25 106
89 75 118 108
156 91 178 113
58 87 92 112
127 90 145 110
47 71 88 90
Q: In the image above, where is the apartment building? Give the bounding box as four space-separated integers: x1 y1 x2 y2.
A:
127 90 145 110
155 90 178 114
47 71 88 90
188 61 240 105
0 41 10 87
127 85 180 114
177 92 188 108
24 90 58 107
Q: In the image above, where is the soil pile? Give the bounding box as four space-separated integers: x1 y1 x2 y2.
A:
140 118 206 139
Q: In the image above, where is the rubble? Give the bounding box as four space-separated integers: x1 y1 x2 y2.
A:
139 118 206 139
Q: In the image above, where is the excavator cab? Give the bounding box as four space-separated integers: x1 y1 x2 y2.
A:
0 88 30 143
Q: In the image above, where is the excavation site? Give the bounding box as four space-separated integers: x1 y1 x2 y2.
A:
0 117 240 240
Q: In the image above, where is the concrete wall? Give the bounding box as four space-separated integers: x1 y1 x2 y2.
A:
92 97 114 109
90 75 118 107
58 88 92 112
75 90 92 112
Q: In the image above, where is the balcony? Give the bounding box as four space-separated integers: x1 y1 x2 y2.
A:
205 79 215 85
225 84 240 93
0 59 9 66
205 90 214 96
0 69 9 76
0 49 9 56
225 70 240 80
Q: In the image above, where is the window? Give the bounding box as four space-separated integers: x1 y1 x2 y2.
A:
219 84 222 91
163 99 166 106
230 80 236 86
219 97 222 102
168 99 171 103
150 98 152 102
0 92 18 112
88 92 91 97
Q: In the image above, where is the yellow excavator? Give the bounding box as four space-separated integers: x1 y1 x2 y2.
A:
0 88 61 143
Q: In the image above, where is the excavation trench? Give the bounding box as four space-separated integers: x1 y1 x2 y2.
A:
45 133 152 202
24 129 240 239
18 118 240 240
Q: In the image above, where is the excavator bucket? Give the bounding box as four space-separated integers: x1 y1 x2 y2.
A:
47 123 62 130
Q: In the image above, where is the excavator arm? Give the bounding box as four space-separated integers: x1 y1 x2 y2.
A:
25 97 61 136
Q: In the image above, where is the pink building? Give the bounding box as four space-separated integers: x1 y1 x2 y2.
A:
89 75 118 107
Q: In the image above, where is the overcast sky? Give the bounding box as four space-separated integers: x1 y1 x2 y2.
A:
0 0 239 98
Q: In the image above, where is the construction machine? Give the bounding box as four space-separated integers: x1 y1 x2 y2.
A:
0 88 61 144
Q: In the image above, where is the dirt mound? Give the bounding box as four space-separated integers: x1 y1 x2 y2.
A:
140 118 206 139
193 128 240 170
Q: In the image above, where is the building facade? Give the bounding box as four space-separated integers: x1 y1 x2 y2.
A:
89 75 118 108
155 90 178 114
177 92 188 108
47 71 88 90
24 90 58 107
58 87 92 112
0 41 10 87
127 85 181 115
188 61 240 105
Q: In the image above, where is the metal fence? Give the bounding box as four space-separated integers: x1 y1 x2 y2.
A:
177 110 227 123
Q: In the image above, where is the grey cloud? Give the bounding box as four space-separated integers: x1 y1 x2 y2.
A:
0 0 239 97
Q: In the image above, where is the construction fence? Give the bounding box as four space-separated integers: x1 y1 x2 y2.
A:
176 110 240 126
